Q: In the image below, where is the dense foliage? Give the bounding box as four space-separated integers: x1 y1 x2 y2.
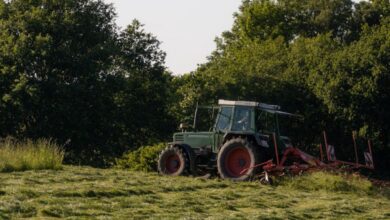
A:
0 0 174 166
115 143 165 172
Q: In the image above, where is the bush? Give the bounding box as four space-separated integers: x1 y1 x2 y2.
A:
115 143 166 172
278 171 373 194
0 138 64 172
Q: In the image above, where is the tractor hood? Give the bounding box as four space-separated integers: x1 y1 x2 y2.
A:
172 132 215 149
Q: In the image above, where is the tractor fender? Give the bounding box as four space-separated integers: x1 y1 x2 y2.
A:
223 132 265 148
170 143 196 175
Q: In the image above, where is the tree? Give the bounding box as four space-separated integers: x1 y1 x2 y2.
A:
233 0 355 43
108 20 174 151
0 0 174 166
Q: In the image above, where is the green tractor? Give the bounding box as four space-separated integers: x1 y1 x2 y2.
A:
158 99 296 181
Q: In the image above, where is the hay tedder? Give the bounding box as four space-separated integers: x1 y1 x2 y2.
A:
158 100 374 183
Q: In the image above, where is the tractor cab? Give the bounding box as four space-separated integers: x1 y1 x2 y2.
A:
214 100 295 149
158 99 299 180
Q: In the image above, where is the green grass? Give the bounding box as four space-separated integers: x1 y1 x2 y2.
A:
0 138 64 172
0 166 389 219
278 171 374 193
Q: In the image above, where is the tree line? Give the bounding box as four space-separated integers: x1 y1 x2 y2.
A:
0 0 389 170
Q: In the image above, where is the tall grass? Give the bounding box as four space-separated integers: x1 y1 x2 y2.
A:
0 138 64 172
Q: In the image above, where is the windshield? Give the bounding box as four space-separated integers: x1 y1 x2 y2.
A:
232 106 255 132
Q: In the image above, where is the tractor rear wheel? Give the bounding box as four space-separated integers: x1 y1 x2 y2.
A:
158 146 187 176
217 138 260 181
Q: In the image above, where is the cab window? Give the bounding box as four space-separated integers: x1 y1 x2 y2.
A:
215 107 233 132
256 109 275 133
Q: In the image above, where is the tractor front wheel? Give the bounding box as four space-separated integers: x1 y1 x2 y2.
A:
158 146 187 176
217 138 260 181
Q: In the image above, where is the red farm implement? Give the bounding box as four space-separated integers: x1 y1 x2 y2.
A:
249 131 375 184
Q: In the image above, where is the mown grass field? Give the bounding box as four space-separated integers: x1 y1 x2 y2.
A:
0 166 389 219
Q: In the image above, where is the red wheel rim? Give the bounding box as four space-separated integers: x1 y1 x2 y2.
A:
165 154 181 174
225 147 251 177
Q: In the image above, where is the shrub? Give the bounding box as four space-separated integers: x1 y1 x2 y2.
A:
278 171 373 194
115 143 166 172
0 138 64 172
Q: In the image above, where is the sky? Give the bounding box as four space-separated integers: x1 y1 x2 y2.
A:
103 0 241 75
103 0 364 75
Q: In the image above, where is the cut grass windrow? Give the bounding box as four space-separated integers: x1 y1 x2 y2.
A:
0 166 389 219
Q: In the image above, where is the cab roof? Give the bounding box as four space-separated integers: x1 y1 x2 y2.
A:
218 99 280 110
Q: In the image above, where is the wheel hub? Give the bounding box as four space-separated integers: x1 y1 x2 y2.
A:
165 154 181 174
238 159 246 167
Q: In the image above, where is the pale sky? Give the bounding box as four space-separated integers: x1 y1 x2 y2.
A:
103 0 241 75
104 0 363 75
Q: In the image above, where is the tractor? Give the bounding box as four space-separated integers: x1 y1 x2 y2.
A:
157 99 296 181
